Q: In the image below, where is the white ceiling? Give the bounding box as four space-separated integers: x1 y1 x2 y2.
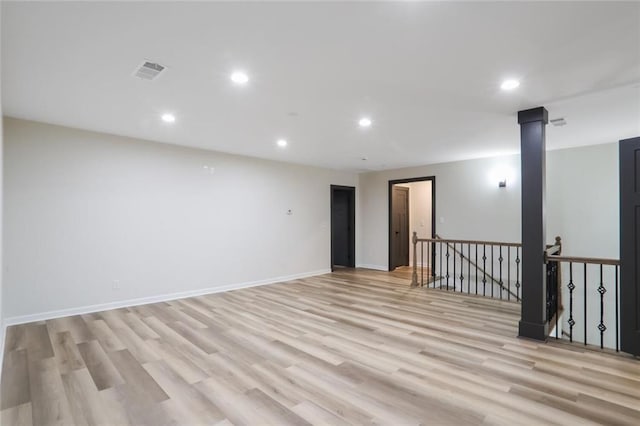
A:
2 1 640 172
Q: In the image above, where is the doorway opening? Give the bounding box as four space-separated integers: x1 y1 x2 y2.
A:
388 177 435 271
331 185 356 271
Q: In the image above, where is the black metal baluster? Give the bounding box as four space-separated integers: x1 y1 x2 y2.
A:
431 241 436 283
584 263 588 346
482 245 487 296
615 265 619 352
428 240 431 287
421 241 424 287
499 245 503 300
453 243 457 292
467 244 471 295
459 243 464 292
507 247 511 301
597 264 606 349
568 262 575 342
491 245 495 298
439 241 443 289
475 244 478 295
515 247 521 302
425 240 429 287
446 243 450 290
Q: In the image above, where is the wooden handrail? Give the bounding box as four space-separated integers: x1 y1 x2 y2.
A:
545 236 562 256
546 254 620 266
416 236 522 248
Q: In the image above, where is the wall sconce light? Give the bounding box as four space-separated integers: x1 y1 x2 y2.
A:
498 179 507 188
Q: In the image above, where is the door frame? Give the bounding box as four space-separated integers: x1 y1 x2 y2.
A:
391 185 410 269
330 185 356 271
388 176 436 272
619 136 640 356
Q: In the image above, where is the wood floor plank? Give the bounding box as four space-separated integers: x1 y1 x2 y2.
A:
51 331 86 375
25 323 54 361
0 402 33 426
76 340 125 391
46 316 94 344
28 357 74 426
84 320 125 353
1 268 639 425
1 350 31 410
143 360 225 424
3 325 27 355
106 349 169 404
60 368 112 426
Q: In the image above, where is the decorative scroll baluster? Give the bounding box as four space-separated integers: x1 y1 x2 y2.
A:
567 262 575 342
597 265 606 349
445 244 450 290
507 247 511 301
499 246 503 300
453 243 458 291
491 245 495 298
482 245 487 296
459 243 464 292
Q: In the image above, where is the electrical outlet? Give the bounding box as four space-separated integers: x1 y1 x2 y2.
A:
112 280 120 290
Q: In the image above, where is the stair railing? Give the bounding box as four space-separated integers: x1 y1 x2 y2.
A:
411 233 522 301
545 251 620 351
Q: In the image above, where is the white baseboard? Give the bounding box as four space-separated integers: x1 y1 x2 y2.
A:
356 264 388 271
3 269 331 327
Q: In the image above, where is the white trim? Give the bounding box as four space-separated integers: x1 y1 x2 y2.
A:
4 269 331 326
356 264 388 271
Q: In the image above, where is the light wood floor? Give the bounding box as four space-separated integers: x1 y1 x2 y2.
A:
2 269 639 425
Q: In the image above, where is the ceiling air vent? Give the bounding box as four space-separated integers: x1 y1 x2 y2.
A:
133 61 165 80
550 117 567 127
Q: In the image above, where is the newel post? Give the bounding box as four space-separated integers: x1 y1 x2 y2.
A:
411 232 419 287
518 107 549 341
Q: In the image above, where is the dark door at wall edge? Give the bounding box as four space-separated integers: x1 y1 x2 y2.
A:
620 136 640 356
390 186 410 270
331 185 355 270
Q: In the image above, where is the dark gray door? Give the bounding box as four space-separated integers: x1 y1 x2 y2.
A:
331 186 355 268
391 186 410 269
620 136 640 356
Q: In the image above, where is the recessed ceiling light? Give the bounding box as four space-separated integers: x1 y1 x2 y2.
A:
230 71 249 85
276 139 288 148
161 113 176 123
500 79 520 91
358 117 372 128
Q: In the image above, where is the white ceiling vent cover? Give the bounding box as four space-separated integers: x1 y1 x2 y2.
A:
133 61 165 80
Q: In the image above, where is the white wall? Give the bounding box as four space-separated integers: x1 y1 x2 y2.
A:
359 154 522 270
547 143 619 258
359 143 619 269
3 118 357 321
